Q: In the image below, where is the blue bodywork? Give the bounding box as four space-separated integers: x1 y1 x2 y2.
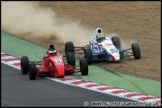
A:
118 48 125 59
89 40 125 61
91 48 124 61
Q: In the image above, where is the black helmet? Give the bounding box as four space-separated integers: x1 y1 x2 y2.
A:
49 44 57 55
49 44 55 50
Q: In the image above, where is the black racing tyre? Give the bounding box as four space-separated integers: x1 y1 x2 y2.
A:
111 36 121 49
65 41 74 53
66 52 76 68
80 58 88 75
84 48 92 65
21 56 29 74
132 42 141 59
28 62 37 80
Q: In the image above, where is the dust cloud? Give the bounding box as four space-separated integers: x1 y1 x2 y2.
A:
2 1 131 48
1 1 94 46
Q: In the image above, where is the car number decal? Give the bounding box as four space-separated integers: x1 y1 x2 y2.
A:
55 59 62 63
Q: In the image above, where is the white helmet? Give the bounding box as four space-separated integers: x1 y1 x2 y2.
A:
95 28 104 36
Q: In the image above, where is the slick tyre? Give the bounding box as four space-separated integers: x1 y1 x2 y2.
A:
111 36 121 49
132 42 141 59
66 52 76 68
84 48 92 65
65 41 74 53
21 56 29 74
28 62 37 80
80 58 88 75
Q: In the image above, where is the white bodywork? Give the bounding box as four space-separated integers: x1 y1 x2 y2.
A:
90 37 120 61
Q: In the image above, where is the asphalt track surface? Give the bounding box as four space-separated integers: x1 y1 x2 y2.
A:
1 63 135 107
2 32 161 97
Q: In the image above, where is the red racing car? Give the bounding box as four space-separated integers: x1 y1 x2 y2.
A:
21 44 88 80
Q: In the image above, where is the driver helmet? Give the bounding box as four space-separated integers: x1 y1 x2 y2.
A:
48 44 57 55
97 33 105 42
49 50 57 55
95 28 104 36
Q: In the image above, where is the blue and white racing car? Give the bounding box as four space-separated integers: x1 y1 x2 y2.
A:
65 28 141 65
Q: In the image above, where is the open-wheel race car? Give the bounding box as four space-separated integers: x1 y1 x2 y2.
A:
21 44 88 80
65 28 141 65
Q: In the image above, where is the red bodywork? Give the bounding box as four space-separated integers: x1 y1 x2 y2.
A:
36 51 74 77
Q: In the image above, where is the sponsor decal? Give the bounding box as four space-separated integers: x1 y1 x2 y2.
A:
55 59 62 63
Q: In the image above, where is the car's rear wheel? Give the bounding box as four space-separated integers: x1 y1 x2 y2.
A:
21 56 29 74
65 41 74 54
28 62 37 80
84 48 92 65
111 36 121 49
80 58 88 75
66 52 76 68
132 42 141 59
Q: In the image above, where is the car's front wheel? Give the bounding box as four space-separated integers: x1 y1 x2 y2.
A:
132 42 141 59
65 41 74 54
84 48 92 65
